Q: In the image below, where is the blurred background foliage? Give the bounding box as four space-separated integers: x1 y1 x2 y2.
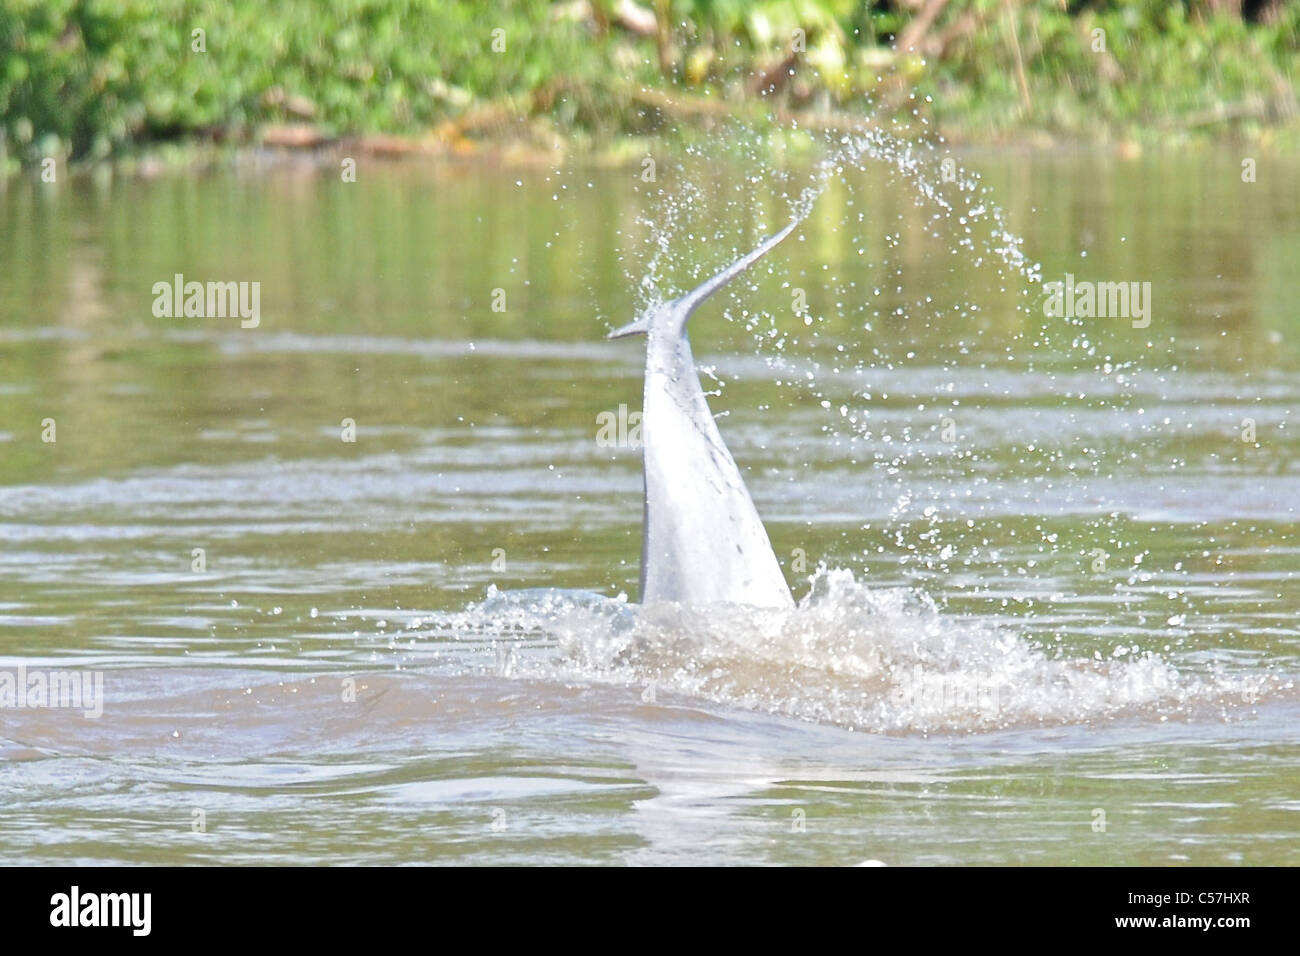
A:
1 0 1298 164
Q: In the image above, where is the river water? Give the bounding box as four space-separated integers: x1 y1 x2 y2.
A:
0 146 1297 864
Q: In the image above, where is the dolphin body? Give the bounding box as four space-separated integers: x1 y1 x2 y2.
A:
609 220 800 608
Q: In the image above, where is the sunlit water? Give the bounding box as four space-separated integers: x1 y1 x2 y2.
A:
1 145 1297 865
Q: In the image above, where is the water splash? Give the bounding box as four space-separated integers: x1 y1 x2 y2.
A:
444 571 1279 735
578 122 1294 734
627 120 1039 318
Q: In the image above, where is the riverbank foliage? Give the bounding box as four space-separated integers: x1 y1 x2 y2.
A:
2 1 1298 164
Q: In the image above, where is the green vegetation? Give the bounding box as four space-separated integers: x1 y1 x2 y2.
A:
2 0 1298 166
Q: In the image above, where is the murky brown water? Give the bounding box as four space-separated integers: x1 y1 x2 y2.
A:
1 146 1297 864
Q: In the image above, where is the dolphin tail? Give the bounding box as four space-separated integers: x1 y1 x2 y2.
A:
607 315 651 339
609 218 800 341
673 218 801 327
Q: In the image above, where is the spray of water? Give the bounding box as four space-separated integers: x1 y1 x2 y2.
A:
436 573 1276 734
450 116 1287 734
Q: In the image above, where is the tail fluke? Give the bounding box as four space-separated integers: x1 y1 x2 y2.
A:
673 218 800 327
607 315 652 339
608 218 801 342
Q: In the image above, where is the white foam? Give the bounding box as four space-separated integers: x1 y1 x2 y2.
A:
447 570 1277 735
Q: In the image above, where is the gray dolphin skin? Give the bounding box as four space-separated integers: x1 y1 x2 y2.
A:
608 219 800 608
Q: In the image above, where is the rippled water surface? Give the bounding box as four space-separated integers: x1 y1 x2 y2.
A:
1 149 1298 865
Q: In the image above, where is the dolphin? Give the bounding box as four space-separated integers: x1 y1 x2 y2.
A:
608 219 800 608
